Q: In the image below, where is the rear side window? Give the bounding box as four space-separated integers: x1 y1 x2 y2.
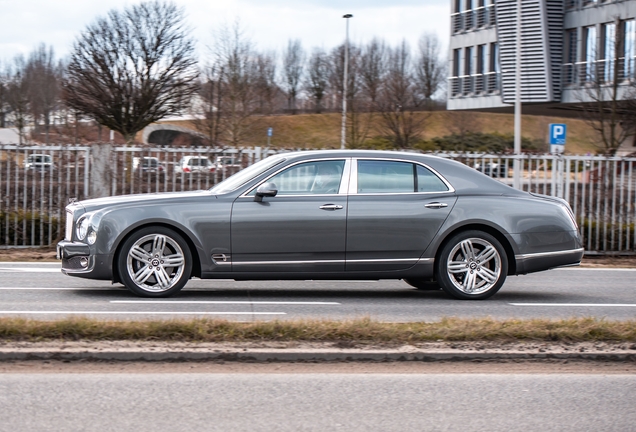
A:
357 160 448 193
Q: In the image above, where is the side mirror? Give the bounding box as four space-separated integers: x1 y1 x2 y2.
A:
254 182 278 202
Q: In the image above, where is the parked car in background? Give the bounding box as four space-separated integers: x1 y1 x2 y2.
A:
57 150 582 300
215 156 242 174
475 162 507 178
132 157 164 174
24 154 54 171
174 156 214 174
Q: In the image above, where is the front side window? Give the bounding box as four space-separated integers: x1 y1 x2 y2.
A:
263 160 345 196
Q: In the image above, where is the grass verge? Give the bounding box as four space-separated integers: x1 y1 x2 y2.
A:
1 317 635 344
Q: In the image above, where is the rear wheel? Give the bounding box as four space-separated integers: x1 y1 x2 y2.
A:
436 230 507 300
117 226 192 297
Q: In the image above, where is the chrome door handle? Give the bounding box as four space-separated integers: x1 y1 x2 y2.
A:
319 204 344 210
424 202 448 209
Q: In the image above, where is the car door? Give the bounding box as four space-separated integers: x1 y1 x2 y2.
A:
345 158 457 272
230 159 350 273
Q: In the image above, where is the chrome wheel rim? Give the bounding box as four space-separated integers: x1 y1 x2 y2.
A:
446 237 501 295
126 234 185 293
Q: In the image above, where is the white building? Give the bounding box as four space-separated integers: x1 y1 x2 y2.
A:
447 0 636 117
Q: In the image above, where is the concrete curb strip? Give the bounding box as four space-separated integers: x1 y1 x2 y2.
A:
1 342 635 362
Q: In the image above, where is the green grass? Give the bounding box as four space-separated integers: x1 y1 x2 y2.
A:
170 112 599 155
1 317 634 344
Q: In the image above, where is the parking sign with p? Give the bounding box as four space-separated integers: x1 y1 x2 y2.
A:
549 123 566 154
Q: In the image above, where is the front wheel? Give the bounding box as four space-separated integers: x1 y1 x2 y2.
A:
436 230 508 300
117 226 192 297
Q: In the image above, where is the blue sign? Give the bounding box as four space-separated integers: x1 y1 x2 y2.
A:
549 124 567 145
267 127 273 137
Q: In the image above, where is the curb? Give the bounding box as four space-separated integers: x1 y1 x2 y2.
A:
1 349 635 362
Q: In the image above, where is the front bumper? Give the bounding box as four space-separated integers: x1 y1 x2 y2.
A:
57 241 111 280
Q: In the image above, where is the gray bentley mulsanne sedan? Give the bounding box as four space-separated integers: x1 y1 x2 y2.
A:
57 150 583 299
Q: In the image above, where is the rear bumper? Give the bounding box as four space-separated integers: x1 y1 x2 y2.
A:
515 247 584 274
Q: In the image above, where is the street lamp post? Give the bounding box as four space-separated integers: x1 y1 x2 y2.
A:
341 13 353 150
513 0 522 189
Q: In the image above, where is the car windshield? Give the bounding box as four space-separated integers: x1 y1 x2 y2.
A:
209 155 286 194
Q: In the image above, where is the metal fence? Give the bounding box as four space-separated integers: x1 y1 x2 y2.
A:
1 145 635 254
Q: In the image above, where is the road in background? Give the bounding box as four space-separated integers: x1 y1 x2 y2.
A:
1 262 635 321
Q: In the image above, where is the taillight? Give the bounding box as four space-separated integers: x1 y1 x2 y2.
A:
183 167 191 173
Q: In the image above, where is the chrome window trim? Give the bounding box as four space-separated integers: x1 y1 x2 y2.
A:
350 157 456 195
515 248 584 260
239 157 352 199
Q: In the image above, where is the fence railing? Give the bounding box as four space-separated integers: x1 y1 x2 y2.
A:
1 145 635 254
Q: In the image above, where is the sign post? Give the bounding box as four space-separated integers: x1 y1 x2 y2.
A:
267 127 273 147
549 124 567 198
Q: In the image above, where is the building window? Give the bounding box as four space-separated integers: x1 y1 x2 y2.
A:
488 42 500 92
451 49 461 96
583 26 597 82
601 22 616 83
564 29 578 84
623 19 635 79
463 46 473 94
476 44 486 92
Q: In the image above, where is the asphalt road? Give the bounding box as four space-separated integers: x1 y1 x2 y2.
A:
0 372 634 431
1 262 635 321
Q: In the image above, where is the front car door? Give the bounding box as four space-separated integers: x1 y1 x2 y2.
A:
345 158 457 272
230 158 350 273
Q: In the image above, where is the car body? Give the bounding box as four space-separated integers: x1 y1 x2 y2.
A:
24 154 54 171
132 157 165 174
174 156 214 174
57 150 583 299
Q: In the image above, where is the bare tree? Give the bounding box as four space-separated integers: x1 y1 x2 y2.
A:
414 32 446 109
360 38 387 108
377 41 428 148
305 48 330 113
282 39 304 114
0 62 11 128
212 21 259 147
5 56 30 144
254 51 278 114
576 18 636 155
190 63 223 146
63 1 199 143
25 44 62 144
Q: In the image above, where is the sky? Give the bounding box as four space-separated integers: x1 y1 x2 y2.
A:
0 0 450 63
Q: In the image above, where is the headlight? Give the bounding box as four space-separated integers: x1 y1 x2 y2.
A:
76 216 90 240
87 230 97 244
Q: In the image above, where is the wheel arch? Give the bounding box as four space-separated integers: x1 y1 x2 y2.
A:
111 222 202 284
433 223 517 277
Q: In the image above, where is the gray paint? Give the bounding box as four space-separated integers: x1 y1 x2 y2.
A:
58 150 583 292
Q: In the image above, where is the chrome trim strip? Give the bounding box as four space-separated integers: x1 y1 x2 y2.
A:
515 248 584 260
239 157 351 199
228 258 428 266
350 157 456 195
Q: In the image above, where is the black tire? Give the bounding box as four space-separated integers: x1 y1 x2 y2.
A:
435 230 508 300
403 278 441 291
117 226 192 297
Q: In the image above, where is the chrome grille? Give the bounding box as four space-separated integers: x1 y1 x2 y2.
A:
65 209 74 241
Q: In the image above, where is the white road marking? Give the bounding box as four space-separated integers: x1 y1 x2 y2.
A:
556 268 636 271
111 300 341 305
0 287 115 290
0 311 286 315
0 268 60 272
510 303 636 307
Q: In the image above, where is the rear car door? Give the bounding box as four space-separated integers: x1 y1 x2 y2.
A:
345 158 457 272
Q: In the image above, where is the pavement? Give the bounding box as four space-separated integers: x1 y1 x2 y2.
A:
0 254 634 363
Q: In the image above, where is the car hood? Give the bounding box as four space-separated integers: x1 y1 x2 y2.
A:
74 190 215 213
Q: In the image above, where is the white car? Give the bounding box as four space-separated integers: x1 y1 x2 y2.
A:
175 156 214 174
215 156 242 172
24 154 54 171
132 157 165 174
